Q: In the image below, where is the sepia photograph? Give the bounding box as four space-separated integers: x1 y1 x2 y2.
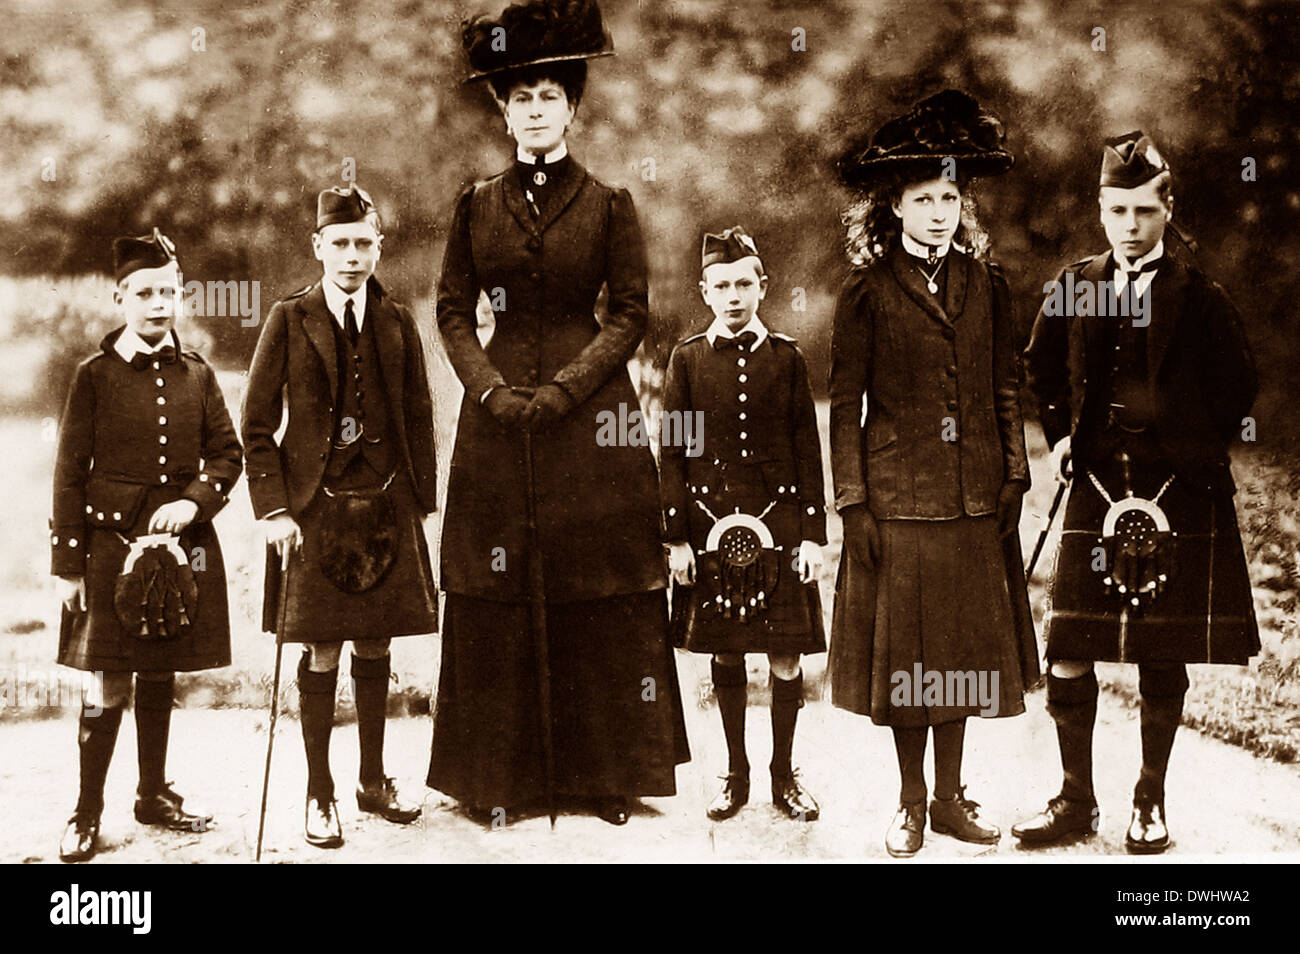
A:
0 0 1295 922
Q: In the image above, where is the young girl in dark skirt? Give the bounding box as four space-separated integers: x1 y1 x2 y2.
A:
826 90 1040 857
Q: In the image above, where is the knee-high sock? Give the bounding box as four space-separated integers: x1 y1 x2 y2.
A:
76 704 124 817
891 725 928 805
134 675 175 797
297 655 338 802
932 718 966 800
1135 664 1188 804
711 659 749 777
769 670 803 779
351 654 390 787
1046 670 1099 803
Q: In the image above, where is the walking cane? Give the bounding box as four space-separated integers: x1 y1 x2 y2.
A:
522 429 557 828
1026 480 1067 580
255 542 292 861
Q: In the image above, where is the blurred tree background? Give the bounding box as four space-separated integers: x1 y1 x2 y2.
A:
3 0 1298 446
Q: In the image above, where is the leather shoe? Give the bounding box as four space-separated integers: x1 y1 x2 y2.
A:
1011 793 1098 844
134 785 212 832
706 773 750 821
595 796 630 826
771 771 819 821
885 801 925 857
929 786 1000 844
356 777 421 824
1125 801 1170 854
305 795 343 848
59 813 100 863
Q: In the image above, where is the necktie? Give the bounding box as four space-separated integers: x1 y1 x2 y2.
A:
344 299 359 346
713 330 758 352
1121 256 1162 307
130 345 177 370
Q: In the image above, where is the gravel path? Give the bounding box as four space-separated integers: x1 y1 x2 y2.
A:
6 678 1300 864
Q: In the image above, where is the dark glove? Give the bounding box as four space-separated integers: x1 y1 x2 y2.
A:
840 504 881 568
484 387 531 429
995 481 1026 538
519 384 575 433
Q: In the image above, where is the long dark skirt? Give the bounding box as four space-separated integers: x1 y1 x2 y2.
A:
261 472 439 642
829 515 1038 727
58 485 231 673
428 589 690 807
1044 455 1259 664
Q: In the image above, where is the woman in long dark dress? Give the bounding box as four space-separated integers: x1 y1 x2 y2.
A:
827 91 1040 857
428 0 689 826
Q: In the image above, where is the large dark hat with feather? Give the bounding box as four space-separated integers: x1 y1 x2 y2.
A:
462 0 614 82
835 89 1014 190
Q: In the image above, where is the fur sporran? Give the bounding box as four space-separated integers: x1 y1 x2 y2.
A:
113 535 199 640
317 486 398 593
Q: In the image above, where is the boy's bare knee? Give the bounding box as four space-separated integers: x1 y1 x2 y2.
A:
352 638 392 660
306 643 342 672
94 672 133 709
767 654 801 680
1049 660 1094 679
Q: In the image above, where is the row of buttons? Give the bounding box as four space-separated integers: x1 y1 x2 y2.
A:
156 365 170 479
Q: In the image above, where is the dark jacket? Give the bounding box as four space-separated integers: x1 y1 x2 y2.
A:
51 330 242 576
436 159 666 603
660 329 827 548
828 243 1028 520
240 279 438 520
50 329 242 672
1022 249 1257 493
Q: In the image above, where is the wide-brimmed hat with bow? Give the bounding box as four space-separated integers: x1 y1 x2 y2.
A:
835 89 1014 190
461 0 614 82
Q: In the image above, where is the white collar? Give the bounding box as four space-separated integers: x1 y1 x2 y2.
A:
321 279 367 330
516 141 569 165
901 232 952 260
705 314 769 351
1113 238 1165 274
114 326 175 362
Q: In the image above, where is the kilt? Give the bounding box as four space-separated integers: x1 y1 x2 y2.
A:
829 515 1039 726
427 589 690 807
58 484 231 673
1044 454 1259 664
673 580 826 655
262 470 438 642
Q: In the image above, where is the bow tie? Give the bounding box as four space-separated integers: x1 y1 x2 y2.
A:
1117 255 1162 277
130 345 177 370
713 331 758 351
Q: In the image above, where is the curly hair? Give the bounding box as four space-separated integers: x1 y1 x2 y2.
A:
488 60 588 108
841 172 991 267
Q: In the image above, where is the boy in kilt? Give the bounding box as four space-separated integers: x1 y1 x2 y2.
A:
52 230 243 862
662 227 826 822
242 185 439 848
1016 132 1259 853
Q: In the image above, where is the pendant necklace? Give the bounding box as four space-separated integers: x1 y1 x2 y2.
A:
916 258 943 294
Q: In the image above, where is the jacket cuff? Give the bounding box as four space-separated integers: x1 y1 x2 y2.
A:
799 503 828 546
663 502 688 543
248 473 290 521
50 524 87 576
833 487 867 513
182 472 233 522
1040 406 1071 451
